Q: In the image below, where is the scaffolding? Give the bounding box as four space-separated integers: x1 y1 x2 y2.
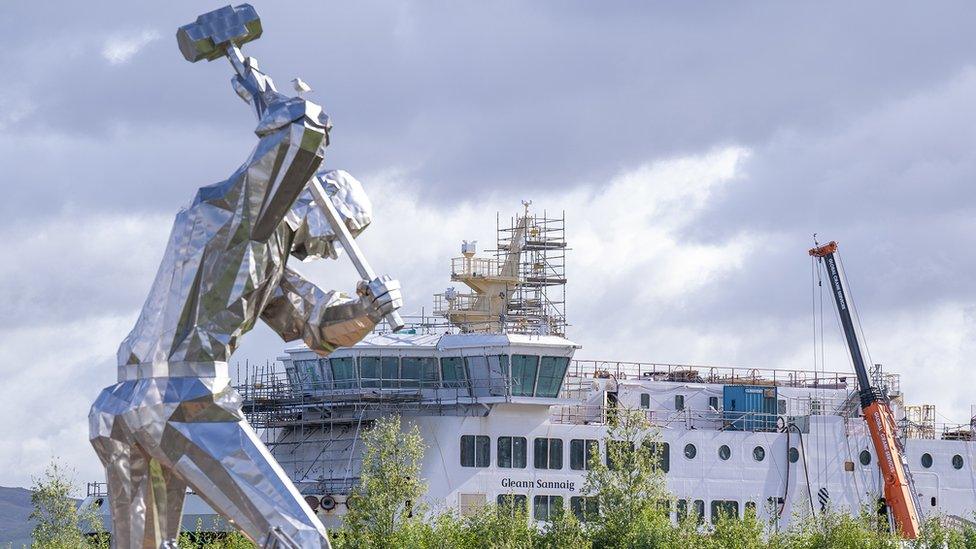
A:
434 202 568 336
238 364 510 496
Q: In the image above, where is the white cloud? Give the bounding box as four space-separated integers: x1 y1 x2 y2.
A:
101 29 160 65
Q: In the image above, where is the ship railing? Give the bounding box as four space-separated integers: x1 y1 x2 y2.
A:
845 414 974 441
568 360 855 389
432 292 495 314
549 405 655 425
450 257 517 280
294 477 360 496
240 374 507 399
237 372 516 427
550 405 790 432
86 482 108 498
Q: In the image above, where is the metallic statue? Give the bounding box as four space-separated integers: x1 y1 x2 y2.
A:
89 5 402 548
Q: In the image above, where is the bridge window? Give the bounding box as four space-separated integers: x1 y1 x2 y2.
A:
441 357 466 388
359 357 381 388
533 495 563 521
460 435 490 468
534 438 563 470
293 359 320 386
358 356 402 388
570 439 598 470
640 393 650 409
953 454 964 470
496 494 527 517
330 357 356 389
497 436 527 469
402 357 438 388
511 355 539 396
859 450 871 466
494 354 510 377
570 496 599 522
710 500 739 523
536 357 570 397
921 453 933 469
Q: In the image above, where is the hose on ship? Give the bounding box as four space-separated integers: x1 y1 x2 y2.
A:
781 421 816 520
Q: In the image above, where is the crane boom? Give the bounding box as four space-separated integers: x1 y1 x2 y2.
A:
808 241 921 539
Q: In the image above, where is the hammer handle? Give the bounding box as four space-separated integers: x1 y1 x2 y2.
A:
307 179 405 333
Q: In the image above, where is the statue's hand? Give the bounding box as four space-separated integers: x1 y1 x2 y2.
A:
357 276 402 323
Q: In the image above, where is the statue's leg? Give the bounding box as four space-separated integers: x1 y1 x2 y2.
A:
90 435 145 548
147 458 187 547
155 418 330 548
91 385 159 548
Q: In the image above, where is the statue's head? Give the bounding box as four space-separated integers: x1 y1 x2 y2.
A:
285 169 372 261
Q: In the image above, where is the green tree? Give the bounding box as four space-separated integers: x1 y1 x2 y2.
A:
29 460 107 549
582 408 670 548
337 414 427 548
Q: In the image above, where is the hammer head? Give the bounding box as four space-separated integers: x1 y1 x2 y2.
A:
177 4 262 63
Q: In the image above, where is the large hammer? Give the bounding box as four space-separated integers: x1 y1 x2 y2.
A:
177 4 261 63
176 5 405 333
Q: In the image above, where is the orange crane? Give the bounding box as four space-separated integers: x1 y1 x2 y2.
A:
808 241 921 539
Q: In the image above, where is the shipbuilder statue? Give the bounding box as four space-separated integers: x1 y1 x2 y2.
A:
89 5 402 548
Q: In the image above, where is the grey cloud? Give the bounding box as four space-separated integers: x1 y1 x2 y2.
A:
3 0 976 485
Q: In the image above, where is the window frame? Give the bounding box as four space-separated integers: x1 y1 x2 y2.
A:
570 496 599 522
570 439 599 470
329 356 356 389
535 356 570 397
532 495 564 522
497 436 527 469
440 356 466 388
533 437 564 470
496 494 527 517
511 354 540 396
710 500 739 524
460 435 490 468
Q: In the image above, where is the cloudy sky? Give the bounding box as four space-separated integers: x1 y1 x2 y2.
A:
1 1 975 490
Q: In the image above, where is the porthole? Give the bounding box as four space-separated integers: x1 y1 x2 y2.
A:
788 447 799 463
859 450 871 466
753 446 765 462
921 453 933 469
718 444 731 461
684 443 697 459
952 454 964 470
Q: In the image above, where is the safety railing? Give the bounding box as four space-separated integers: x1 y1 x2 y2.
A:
568 360 855 389
450 257 517 279
549 405 792 432
432 292 495 315
238 371 512 407
86 482 108 498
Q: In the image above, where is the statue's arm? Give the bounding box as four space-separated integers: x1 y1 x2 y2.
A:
217 46 334 241
260 267 402 355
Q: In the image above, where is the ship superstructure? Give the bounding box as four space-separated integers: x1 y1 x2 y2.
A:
81 206 976 535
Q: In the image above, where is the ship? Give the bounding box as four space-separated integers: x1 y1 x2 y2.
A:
82 204 976 536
